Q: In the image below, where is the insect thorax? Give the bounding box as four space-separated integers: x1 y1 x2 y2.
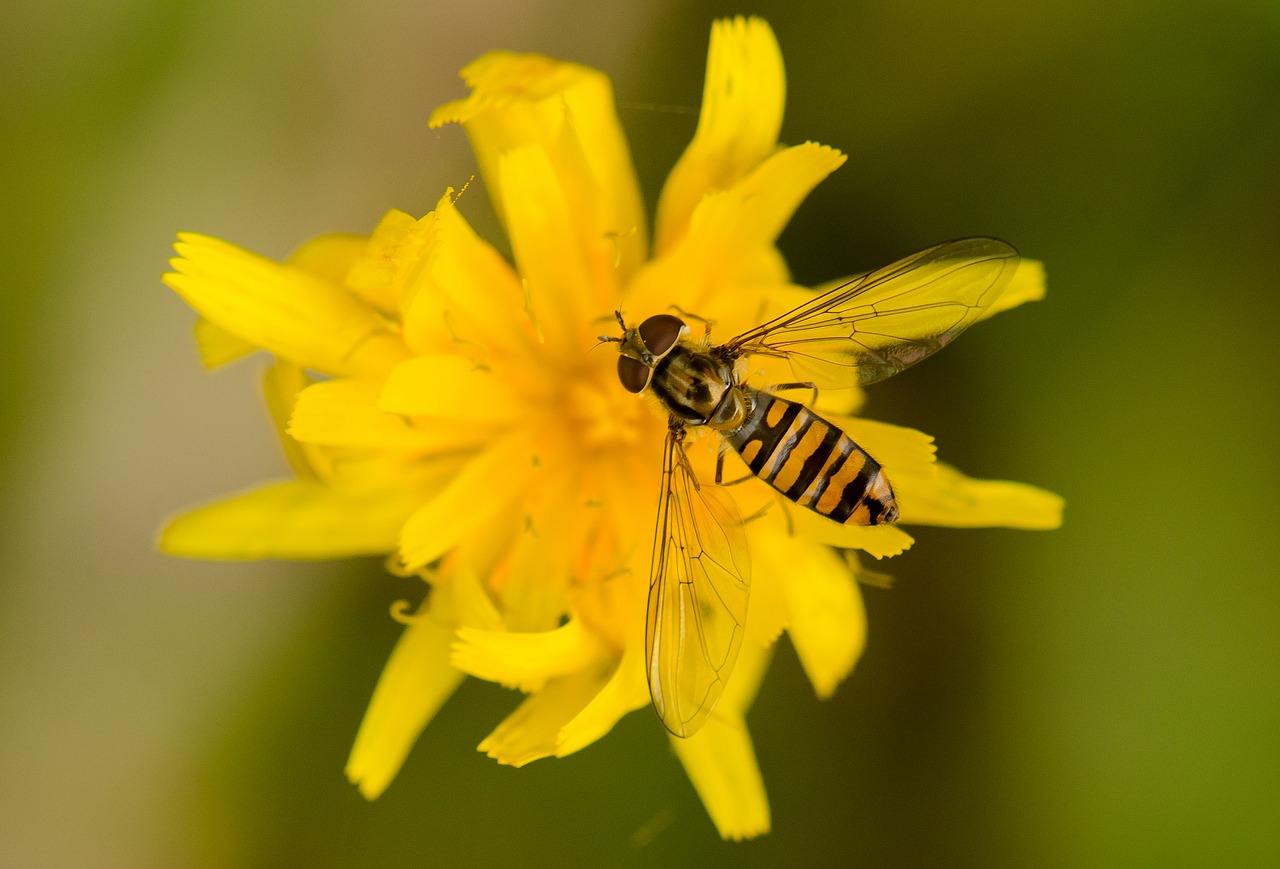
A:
650 345 743 427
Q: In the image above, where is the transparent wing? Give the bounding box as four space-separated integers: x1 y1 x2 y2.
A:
645 425 751 738
726 237 1019 388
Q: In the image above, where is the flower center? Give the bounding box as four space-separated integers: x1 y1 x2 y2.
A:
565 378 647 448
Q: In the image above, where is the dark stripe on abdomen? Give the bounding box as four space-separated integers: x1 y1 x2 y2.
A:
827 468 874 524
805 437 854 507
725 392 802 474
725 390 897 527
783 419 843 500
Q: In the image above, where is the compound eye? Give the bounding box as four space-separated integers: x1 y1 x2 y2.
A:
638 314 685 357
617 355 650 393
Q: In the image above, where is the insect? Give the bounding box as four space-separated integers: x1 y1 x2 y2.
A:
607 237 1020 738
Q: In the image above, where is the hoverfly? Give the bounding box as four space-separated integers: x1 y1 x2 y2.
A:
607 237 1019 738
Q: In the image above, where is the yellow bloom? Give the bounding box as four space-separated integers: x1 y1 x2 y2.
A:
161 16 1061 840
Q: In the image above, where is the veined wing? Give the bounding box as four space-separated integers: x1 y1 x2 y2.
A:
645 425 751 738
725 237 1019 388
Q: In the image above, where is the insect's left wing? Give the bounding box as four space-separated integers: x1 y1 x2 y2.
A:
725 237 1019 388
646 426 751 738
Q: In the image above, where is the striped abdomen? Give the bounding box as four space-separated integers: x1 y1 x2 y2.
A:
724 390 899 525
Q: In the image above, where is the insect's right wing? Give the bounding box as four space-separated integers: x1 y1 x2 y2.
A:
645 426 751 738
725 237 1019 389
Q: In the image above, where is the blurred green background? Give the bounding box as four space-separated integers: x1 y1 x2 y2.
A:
2 0 1277 866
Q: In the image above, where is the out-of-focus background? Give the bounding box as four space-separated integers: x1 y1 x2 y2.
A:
2 1 1277 865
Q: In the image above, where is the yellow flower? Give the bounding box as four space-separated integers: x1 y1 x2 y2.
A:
160 16 1062 840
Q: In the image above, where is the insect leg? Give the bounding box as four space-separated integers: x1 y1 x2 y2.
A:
667 305 715 339
714 445 754 487
780 496 796 535
771 381 820 407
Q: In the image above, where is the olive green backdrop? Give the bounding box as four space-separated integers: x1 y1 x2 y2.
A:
2 1 1276 866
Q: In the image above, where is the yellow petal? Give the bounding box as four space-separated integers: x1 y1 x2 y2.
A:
287 232 368 286
715 142 845 257
288 377 494 453
193 317 256 368
672 719 771 840
984 258 1046 319
163 233 408 378
756 526 867 699
289 379 405 448
497 144 603 346
490 467 596 632
656 16 785 254
159 479 421 559
898 462 1065 529
555 642 649 758
262 361 322 480
841 417 938 478
378 354 522 424
398 433 537 572
400 191 531 360
718 634 772 717
627 143 844 318
743 526 789 647
343 209 431 315
345 597 464 799
345 560 501 799
477 666 612 767
451 617 608 693
786 506 915 559
444 555 506 632
430 51 647 282
671 643 773 840
569 495 652 646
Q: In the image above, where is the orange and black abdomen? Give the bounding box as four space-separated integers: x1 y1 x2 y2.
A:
725 390 899 525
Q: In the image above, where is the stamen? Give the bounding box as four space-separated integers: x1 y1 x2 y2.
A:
389 599 421 625
630 808 675 848
442 310 491 367
597 566 634 583
384 552 439 582
383 552 417 578
521 278 544 343
603 226 638 269
448 176 477 203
